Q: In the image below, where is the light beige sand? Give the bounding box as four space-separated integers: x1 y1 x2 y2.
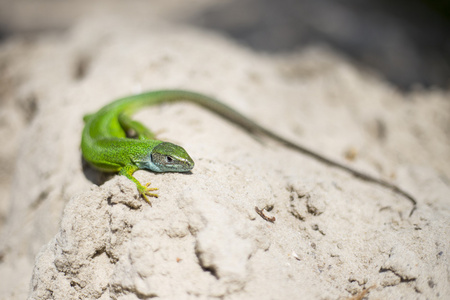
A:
0 12 449 300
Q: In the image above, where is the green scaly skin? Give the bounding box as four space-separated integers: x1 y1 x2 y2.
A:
81 89 416 215
82 89 264 205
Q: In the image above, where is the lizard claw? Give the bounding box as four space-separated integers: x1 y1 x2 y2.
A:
144 182 158 191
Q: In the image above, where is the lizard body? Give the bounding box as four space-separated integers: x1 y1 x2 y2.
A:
81 90 416 214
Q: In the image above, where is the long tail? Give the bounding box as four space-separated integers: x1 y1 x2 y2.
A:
121 90 417 216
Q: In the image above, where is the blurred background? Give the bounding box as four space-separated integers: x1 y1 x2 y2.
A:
0 0 449 91
0 2 448 298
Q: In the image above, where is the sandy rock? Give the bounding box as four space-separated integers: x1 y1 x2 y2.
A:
0 11 448 300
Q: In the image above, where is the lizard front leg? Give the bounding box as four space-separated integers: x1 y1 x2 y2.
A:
119 164 158 206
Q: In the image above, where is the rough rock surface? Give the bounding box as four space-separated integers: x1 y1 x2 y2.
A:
0 11 448 300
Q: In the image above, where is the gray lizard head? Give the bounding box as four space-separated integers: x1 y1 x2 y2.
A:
146 142 194 173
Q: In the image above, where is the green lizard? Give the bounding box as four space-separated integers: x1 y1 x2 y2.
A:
81 89 416 214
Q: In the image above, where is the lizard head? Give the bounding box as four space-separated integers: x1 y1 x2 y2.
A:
147 142 194 173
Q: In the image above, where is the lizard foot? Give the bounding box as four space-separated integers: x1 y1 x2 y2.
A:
139 182 159 206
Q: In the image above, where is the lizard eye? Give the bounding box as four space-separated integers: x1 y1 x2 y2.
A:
166 156 173 163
